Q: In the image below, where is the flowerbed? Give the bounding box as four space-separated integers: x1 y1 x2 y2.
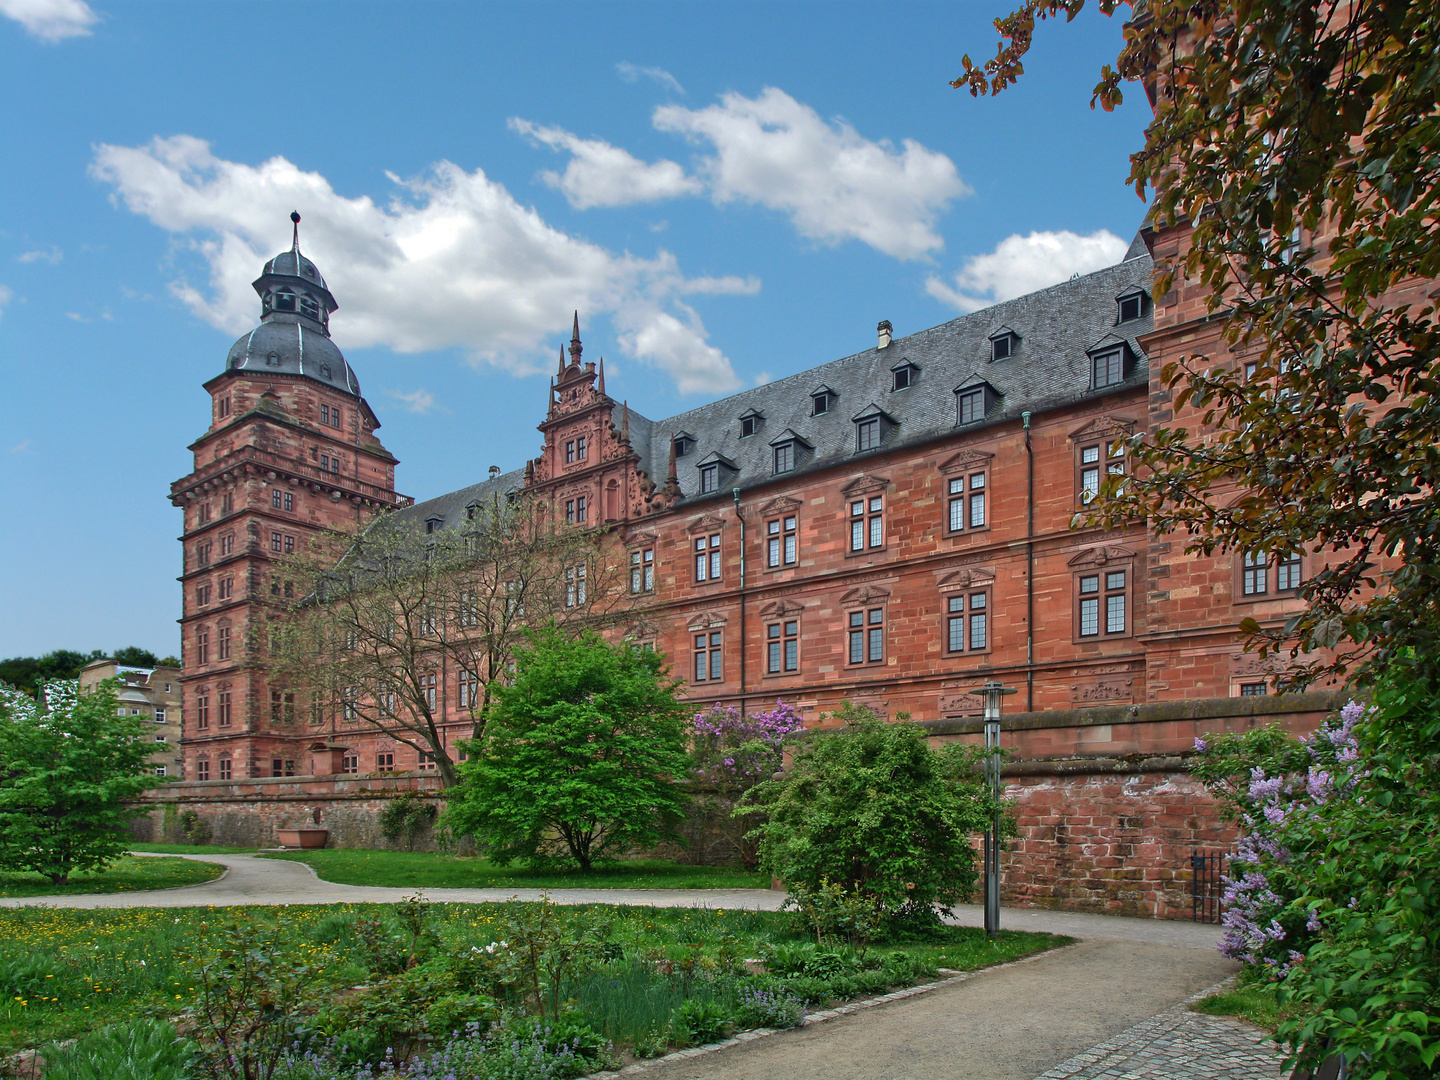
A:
0 899 1061 1078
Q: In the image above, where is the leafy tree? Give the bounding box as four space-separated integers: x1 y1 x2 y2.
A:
1191 670 1440 1078
110 646 160 668
446 627 691 871
741 702 1008 925
269 495 634 787
0 649 103 697
689 700 803 869
0 679 161 884
959 0 1440 687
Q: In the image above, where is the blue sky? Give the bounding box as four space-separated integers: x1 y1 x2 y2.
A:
0 0 1152 659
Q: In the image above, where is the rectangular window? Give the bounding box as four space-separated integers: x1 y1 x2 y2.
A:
1243 552 1269 596
196 759 210 781
272 489 284 509
196 542 212 567
1078 575 1100 637
1080 446 1101 504
958 388 984 425
343 687 357 721
630 548 655 593
418 751 437 771
218 758 232 780
576 436 587 460
218 396 231 419
1277 552 1302 592
947 591 989 652
767 620 799 674
329 455 339 474
1240 682 1268 697
155 734 168 743
218 577 233 600
1080 571 1128 636
1106 571 1128 633
154 708 167 723
857 417 880 452
694 533 721 582
154 765 167 777
284 492 293 511
284 534 295 553
566 440 576 463
693 632 723 682
196 584 211 606
459 671 480 709
849 608 884 664
221 493 233 515
269 690 295 723
849 496 884 552
196 631 209 665
774 443 794 474
565 499 575 523
423 673 437 710
1092 349 1125 388
271 532 283 552
575 495 587 523
195 694 209 729
220 533 234 556
565 564 587 607
321 404 331 426
198 503 211 525
217 688 231 727
217 626 231 661
376 753 395 772
700 464 719 494
342 754 359 774
767 516 798 568
947 472 987 532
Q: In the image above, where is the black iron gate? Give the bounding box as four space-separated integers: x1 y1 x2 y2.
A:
1190 849 1224 923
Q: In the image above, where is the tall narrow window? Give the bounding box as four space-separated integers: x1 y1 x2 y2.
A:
856 417 880 452
195 630 209 665
947 592 988 652
221 493 233 515
218 396 231 419
958 387 985 425
766 620 799 674
574 496 587 523
693 632 723 681
195 692 210 730
565 565 587 607
271 532 283 553
270 690 295 723
217 626 231 661
423 673 437 710
196 542 212 567
700 463 719 494
196 759 210 781
196 584 212 607
1242 552 1270 596
848 608 885 664
947 472 987 532
1105 571 1127 634
774 443 795 474
217 687 232 727
218 757 232 780
630 548 655 593
576 436 587 460
220 533 234 556
1276 552 1302 592
218 577 233 600
198 502 212 525
321 404 332 426
566 440 576 463
285 535 295 553
694 533 721 582
459 671 480 710
850 496 883 552
767 516 798 568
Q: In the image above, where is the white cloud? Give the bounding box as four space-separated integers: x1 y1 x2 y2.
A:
925 229 1130 313
654 88 968 260
10 439 31 454
387 388 437 414
616 62 684 96
0 0 98 41
0 284 11 321
90 135 746 395
509 119 701 210
17 246 62 264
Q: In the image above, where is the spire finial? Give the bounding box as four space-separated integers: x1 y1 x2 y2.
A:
557 345 567 378
598 355 606 395
568 311 582 367
290 210 301 251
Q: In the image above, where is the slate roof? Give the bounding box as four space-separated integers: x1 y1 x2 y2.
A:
225 317 362 397
400 467 530 533
397 246 1153 523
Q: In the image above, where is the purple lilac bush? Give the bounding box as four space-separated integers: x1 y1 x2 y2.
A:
689 701 803 868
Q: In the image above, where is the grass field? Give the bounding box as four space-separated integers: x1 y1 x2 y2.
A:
128 843 257 855
0 856 223 899
260 848 773 889
0 901 1067 1058
1192 976 1289 1031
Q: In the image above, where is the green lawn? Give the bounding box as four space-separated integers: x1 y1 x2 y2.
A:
128 842 257 855
0 900 1067 1058
1193 977 1290 1031
260 849 773 889
0 856 223 898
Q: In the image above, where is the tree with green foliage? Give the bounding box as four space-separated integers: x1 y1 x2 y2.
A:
741 702 1008 926
959 0 1440 689
0 679 161 884
0 650 101 697
445 627 691 871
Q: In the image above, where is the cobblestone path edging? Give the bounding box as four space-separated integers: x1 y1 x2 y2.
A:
1030 976 1287 1080
582 942 1083 1079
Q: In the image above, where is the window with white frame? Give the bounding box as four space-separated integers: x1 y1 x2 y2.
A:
699 463 719 494
856 417 881 452
849 496 883 552
947 471 986 533
694 533 721 582
957 387 985 425
630 548 655 593
1078 569 1128 638
946 590 989 653
767 515 797 568
693 631 723 682
565 565 587 607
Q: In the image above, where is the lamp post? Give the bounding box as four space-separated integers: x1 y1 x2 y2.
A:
969 679 1016 938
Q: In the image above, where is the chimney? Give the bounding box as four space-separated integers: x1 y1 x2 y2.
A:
877 320 893 349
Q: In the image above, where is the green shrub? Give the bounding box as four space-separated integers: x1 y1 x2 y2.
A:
424 992 501 1040
735 985 805 1029
668 998 737 1046
176 810 211 846
498 1016 618 1076
377 793 436 852
0 950 69 1003
43 1018 198 1080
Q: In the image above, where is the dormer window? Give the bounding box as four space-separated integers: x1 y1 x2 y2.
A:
299 294 321 320
857 417 880 450
958 387 985 425
673 432 695 458
769 430 812 476
1117 288 1150 324
274 289 297 312
739 410 764 438
466 502 479 520
266 351 281 367
700 463 719 494
811 386 835 415
425 516 443 534
891 360 918 392
320 363 333 380
989 327 1020 361
697 453 738 495
1092 348 1125 388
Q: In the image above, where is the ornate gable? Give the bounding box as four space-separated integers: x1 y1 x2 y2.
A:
759 598 805 618
624 530 658 549
686 514 727 535
937 566 996 591
686 611 729 630
938 448 995 475
841 474 890 497
839 584 892 606
1068 415 1137 442
624 619 658 640
1067 544 1137 568
758 495 803 516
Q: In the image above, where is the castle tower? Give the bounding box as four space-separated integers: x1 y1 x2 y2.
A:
170 214 404 781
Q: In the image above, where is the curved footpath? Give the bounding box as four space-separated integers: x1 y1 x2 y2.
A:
0 854 1283 1079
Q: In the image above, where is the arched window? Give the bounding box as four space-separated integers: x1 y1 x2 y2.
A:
274 289 297 312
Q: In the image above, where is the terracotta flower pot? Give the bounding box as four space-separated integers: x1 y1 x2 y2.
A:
276 828 328 849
